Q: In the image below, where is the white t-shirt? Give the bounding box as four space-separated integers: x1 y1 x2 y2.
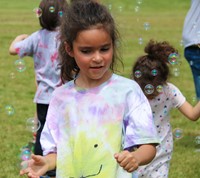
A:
41 74 159 178
14 29 61 104
137 83 185 178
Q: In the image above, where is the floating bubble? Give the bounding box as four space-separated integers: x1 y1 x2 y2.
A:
168 53 179 65
20 148 31 161
180 39 184 47
107 4 112 11
191 95 197 104
151 69 157 76
138 37 143 45
172 67 180 77
118 5 123 12
20 161 28 170
144 84 154 95
58 11 63 17
116 40 121 48
156 85 163 93
143 22 150 31
135 6 140 13
10 72 15 79
49 6 55 13
136 0 143 5
195 136 200 145
194 136 200 152
15 59 26 72
5 105 15 116
26 117 41 133
190 60 194 66
134 70 142 78
33 7 42 18
173 128 183 139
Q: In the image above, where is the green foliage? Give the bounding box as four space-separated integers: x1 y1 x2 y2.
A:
0 0 199 177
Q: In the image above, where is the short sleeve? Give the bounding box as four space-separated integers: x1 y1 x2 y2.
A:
40 92 60 155
123 86 159 149
14 32 38 58
167 83 186 108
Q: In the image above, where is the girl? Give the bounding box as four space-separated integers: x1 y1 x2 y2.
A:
20 1 159 177
9 0 68 177
132 39 200 178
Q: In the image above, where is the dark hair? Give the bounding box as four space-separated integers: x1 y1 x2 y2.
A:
39 0 68 31
59 0 121 83
132 39 178 99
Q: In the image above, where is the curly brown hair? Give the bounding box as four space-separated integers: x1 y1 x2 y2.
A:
132 39 178 100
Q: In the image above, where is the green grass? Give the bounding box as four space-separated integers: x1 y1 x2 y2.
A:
1 0 200 177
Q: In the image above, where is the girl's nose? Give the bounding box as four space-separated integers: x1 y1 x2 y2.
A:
92 52 102 63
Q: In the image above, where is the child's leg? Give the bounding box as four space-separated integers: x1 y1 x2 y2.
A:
34 103 49 155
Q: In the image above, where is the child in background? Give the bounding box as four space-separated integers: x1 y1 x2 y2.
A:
9 0 68 177
132 39 200 178
19 0 159 177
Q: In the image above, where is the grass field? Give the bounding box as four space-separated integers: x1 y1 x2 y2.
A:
0 0 200 177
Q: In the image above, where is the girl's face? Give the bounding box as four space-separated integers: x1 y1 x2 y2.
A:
69 27 113 87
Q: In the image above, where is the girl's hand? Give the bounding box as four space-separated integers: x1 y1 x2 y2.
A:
114 150 139 173
20 154 48 178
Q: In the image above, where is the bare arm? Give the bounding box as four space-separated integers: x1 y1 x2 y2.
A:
131 144 156 165
20 153 56 177
114 144 156 172
45 153 57 171
178 100 200 121
9 34 29 55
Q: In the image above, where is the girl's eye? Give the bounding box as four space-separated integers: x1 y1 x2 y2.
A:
81 49 91 54
101 47 110 52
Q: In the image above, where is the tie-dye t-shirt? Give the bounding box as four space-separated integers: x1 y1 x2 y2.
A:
137 83 185 178
41 74 159 178
14 29 61 104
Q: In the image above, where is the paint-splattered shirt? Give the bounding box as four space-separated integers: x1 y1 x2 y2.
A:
41 74 159 178
14 29 61 104
137 82 185 178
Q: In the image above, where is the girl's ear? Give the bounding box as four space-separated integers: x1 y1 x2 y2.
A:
64 42 74 57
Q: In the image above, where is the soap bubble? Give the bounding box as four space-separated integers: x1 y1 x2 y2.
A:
33 7 42 18
5 105 15 116
15 59 26 72
194 135 200 152
49 6 55 13
151 69 158 76
156 85 163 93
143 22 150 31
144 84 154 95
26 117 41 133
172 67 180 77
138 37 143 45
58 11 63 17
134 70 142 78
10 72 15 79
135 6 140 13
20 148 31 161
173 128 183 139
168 53 179 65
136 0 143 5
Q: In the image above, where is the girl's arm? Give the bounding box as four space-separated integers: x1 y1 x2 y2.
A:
9 34 28 55
178 100 200 121
20 153 56 177
114 144 156 172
